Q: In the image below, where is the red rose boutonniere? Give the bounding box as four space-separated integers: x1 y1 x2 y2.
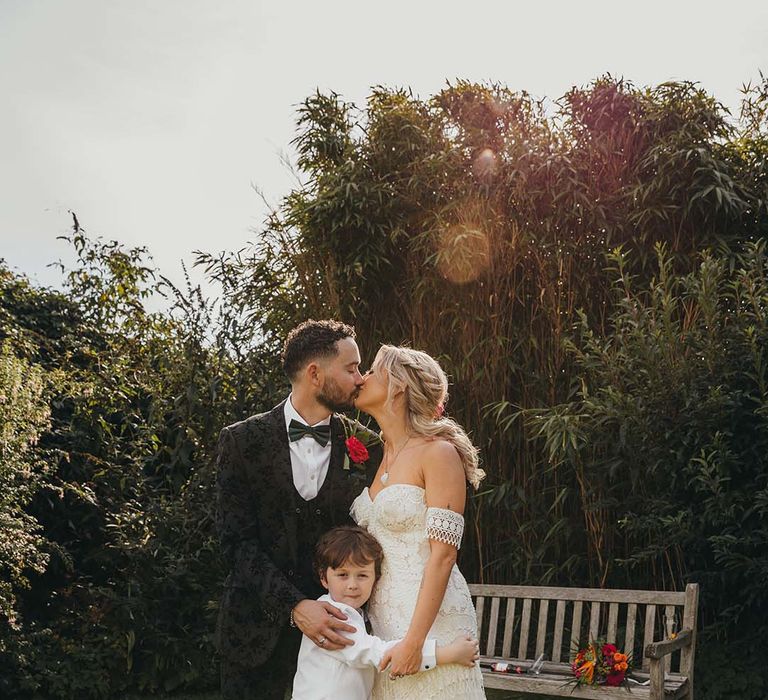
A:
340 414 381 472
345 436 369 465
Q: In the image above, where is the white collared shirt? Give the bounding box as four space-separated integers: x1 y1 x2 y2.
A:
291 594 437 700
284 394 332 501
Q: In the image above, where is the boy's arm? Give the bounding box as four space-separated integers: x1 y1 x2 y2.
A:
380 638 437 672
319 605 437 671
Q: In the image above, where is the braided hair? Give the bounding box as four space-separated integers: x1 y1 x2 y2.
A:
373 345 485 489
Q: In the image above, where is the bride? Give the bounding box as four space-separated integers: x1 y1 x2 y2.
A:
351 345 486 699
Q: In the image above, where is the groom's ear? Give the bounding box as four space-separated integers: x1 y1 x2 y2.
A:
305 361 322 386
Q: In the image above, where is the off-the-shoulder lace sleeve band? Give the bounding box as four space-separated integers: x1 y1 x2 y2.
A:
425 507 464 549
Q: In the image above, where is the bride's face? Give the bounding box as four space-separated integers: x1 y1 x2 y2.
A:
354 361 388 414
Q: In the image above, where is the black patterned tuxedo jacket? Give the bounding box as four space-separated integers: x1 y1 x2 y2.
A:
215 399 382 667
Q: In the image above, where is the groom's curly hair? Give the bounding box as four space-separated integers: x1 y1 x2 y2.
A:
315 526 384 581
282 319 356 380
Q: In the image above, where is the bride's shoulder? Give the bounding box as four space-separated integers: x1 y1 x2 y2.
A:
419 439 462 469
420 439 466 503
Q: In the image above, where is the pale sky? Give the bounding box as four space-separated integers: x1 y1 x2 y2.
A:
1 0 766 297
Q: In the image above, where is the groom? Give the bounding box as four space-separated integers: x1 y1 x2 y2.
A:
215 319 383 699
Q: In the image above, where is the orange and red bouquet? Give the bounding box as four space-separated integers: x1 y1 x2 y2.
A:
570 639 633 688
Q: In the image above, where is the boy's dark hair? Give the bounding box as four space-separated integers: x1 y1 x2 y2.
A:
282 319 356 380
314 526 384 580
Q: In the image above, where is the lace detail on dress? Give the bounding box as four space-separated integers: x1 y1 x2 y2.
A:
425 507 464 549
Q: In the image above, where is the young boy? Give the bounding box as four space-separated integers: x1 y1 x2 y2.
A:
291 526 479 699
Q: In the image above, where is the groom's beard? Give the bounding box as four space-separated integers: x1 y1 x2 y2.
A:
317 377 358 413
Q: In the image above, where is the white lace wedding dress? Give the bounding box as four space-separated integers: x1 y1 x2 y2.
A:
350 484 485 699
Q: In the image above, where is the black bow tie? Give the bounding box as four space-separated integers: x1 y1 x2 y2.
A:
288 419 331 447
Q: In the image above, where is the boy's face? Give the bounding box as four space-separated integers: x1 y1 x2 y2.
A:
320 559 377 608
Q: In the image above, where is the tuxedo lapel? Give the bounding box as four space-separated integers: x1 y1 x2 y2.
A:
265 400 299 562
328 414 346 473
319 415 371 521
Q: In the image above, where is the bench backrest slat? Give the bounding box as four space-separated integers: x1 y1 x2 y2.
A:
606 602 619 644
518 598 532 658
501 598 516 658
475 595 485 645
551 599 566 663
535 599 549 659
569 600 583 659
486 597 501 656
588 601 601 642
624 602 637 655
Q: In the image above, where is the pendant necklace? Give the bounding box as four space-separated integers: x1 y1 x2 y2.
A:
380 435 412 485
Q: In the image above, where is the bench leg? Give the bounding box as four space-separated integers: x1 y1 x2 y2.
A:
649 657 665 700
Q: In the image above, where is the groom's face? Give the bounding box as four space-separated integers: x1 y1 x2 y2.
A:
315 337 364 412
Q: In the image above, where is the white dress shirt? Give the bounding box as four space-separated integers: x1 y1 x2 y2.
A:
291 594 437 700
284 395 332 501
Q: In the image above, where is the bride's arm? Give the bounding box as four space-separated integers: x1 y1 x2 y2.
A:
382 441 467 678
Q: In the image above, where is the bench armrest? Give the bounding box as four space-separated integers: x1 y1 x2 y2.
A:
645 629 693 659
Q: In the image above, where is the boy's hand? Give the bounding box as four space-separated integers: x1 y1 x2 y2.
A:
441 634 480 666
292 600 356 651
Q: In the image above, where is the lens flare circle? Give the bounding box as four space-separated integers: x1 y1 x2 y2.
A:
435 224 490 284
472 148 499 180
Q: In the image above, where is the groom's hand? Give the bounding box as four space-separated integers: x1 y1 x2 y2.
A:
292 599 356 651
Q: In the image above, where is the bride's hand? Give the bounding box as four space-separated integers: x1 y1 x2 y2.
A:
380 637 423 677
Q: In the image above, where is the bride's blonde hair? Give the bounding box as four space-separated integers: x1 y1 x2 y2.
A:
373 345 485 489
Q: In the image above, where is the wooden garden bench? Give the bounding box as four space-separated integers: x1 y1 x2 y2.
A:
469 583 699 700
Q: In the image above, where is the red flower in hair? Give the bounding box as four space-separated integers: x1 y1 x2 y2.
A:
345 436 369 464
435 403 445 418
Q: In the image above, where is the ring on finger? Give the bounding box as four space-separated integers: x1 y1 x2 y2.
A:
317 636 327 646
